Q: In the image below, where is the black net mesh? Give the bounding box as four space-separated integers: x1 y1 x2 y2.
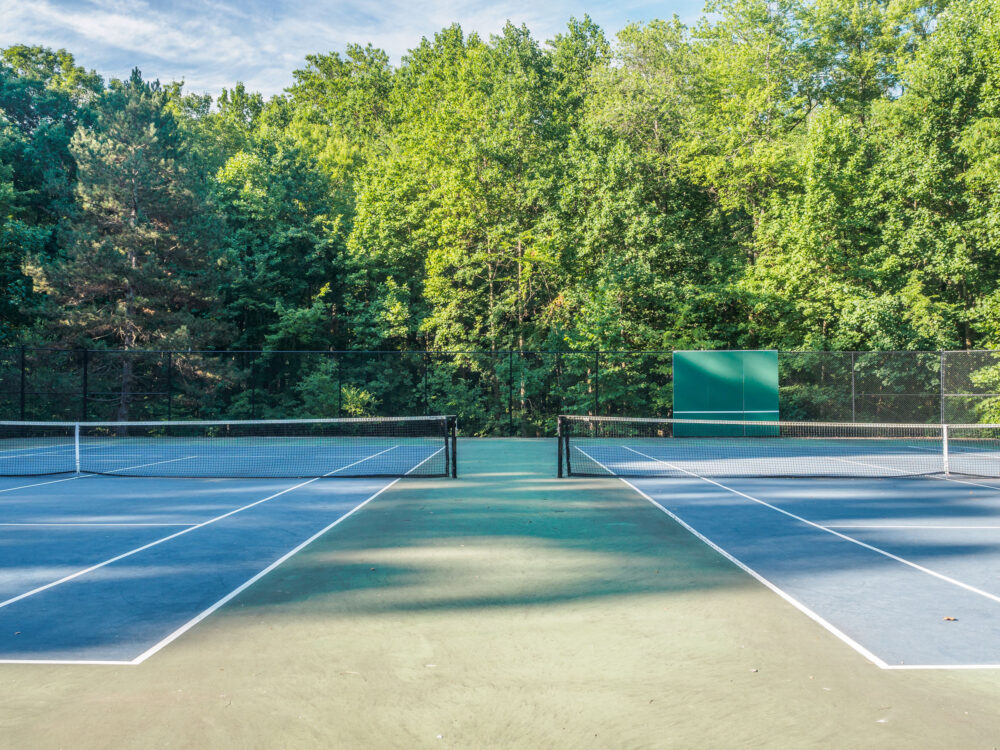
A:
0 416 457 478
558 416 1000 479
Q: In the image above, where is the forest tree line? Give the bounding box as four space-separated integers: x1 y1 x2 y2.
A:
2 0 1000 363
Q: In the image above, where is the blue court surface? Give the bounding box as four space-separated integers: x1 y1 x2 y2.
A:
0 471 397 664
618 470 1000 669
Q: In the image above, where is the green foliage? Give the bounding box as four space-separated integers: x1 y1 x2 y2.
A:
296 360 377 417
40 70 228 351
0 169 40 342
6 0 1000 423
213 128 344 349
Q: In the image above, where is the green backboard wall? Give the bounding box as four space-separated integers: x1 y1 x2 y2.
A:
672 351 779 436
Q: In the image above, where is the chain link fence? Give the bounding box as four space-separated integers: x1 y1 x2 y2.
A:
1 348 997 434
941 350 1000 423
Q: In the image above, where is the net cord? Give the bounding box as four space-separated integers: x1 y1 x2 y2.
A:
0 416 448 429
558 416 1000 431
560 414 1000 431
557 415 1000 479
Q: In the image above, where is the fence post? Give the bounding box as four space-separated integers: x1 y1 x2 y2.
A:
556 351 562 403
594 350 600 416
939 351 946 424
423 351 430 416
166 351 173 421
18 345 25 421
508 349 514 435
850 351 856 422
249 358 258 419
81 348 89 421
337 353 342 417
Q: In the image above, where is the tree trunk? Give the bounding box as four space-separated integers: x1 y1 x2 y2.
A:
118 247 138 424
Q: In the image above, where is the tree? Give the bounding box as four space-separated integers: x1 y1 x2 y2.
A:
213 130 344 350
347 24 577 351
0 48 101 341
547 19 745 351
41 70 228 418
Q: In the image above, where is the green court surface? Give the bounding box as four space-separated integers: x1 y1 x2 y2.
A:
2 439 1000 748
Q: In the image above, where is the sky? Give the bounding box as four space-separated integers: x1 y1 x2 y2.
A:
0 0 704 98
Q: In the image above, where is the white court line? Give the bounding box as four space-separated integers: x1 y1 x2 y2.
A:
128 444 444 665
583 445 1000 669
619 445 1000 607
0 522 197 528
823 453 1000 492
1 445 447 666
102 455 197 473
0 443 121 458
0 446 400 612
673 410 779 414
0 443 444 665
575 446 890 669
0 441 74 455
0 475 85 495
0 454 199 496
0 657 146 666
326 445 397 475
827 525 1000 530
882 662 1000 670
0 480 402 668
826 454 929 474
628 442 1000 494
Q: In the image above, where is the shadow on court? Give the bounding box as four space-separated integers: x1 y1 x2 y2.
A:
221 440 749 616
223 441 1000 621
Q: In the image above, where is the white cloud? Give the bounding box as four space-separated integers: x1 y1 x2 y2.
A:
0 0 705 97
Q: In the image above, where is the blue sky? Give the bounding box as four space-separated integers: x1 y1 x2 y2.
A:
0 0 705 97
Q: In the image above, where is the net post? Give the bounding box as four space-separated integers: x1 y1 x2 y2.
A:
564 417 572 476
557 416 564 478
442 416 450 478
74 423 81 474
942 423 949 476
450 416 457 478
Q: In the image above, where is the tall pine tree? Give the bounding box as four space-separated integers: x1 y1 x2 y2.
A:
42 70 228 419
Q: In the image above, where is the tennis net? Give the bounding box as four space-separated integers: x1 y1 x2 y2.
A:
557 416 1000 479
0 416 458 478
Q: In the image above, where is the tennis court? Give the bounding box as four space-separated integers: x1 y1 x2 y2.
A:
560 416 1000 668
0 474 408 663
0 416 456 663
5 420 1000 747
